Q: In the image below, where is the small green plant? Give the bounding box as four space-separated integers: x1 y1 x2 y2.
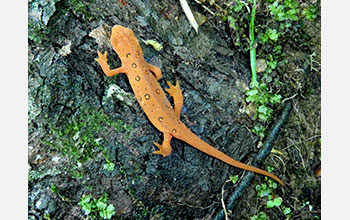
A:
231 0 245 13
259 28 280 44
245 82 282 121
78 194 116 220
229 174 239 184
251 124 267 138
283 207 292 218
250 211 267 220
256 183 273 198
103 161 115 172
50 184 71 202
302 5 319 21
266 197 282 208
266 55 278 74
302 201 313 212
252 165 294 218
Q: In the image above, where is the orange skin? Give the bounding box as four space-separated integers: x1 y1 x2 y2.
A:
95 25 284 186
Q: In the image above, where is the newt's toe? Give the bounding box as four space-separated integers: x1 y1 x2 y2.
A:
96 51 108 62
152 150 166 157
153 142 171 157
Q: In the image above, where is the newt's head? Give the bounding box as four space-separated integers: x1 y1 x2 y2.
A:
110 25 143 59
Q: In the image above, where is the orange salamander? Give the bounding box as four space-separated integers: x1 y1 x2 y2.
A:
95 25 284 186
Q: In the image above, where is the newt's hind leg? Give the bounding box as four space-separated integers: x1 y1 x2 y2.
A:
166 80 183 119
95 51 126 77
153 132 172 157
147 64 163 80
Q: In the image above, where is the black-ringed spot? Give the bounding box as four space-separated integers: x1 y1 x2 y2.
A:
126 53 131 58
132 63 137 68
156 88 160 94
135 76 141 81
144 94 150 100
172 129 177 133
158 117 164 122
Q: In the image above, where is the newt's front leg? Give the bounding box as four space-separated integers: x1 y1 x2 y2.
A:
147 64 162 80
166 80 183 119
96 51 126 77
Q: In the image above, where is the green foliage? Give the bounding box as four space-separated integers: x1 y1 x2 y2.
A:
268 0 300 21
256 183 272 198
50 183 58 193
251 124 267 138
302 5 319 21
266 164 274 173
229 174 239 184
252 165 294 218
224 0 282 123
223 0 250 46
245 82 282 121
43 213 51 220
224 0 319 217
50 184 70 202
250 212 267 220
266 197 282 208
232 0 245 13
103 161 115 172
266 55 278 73
302 201 313 212
283 207 292 217
78 194 115 220
259 28 279 44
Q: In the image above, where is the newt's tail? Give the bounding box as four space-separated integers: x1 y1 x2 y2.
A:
175 124 284 186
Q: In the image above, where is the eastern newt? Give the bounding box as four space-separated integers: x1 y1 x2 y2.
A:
95 25 284 186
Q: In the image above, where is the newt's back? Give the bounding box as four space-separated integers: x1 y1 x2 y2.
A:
109 26 180 134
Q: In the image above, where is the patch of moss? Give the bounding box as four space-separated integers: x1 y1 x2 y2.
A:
29 164 61 183
28 22 50 44
46 106 132 175
67 0 95 21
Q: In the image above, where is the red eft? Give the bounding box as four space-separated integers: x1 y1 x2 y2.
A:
95 25 284 186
